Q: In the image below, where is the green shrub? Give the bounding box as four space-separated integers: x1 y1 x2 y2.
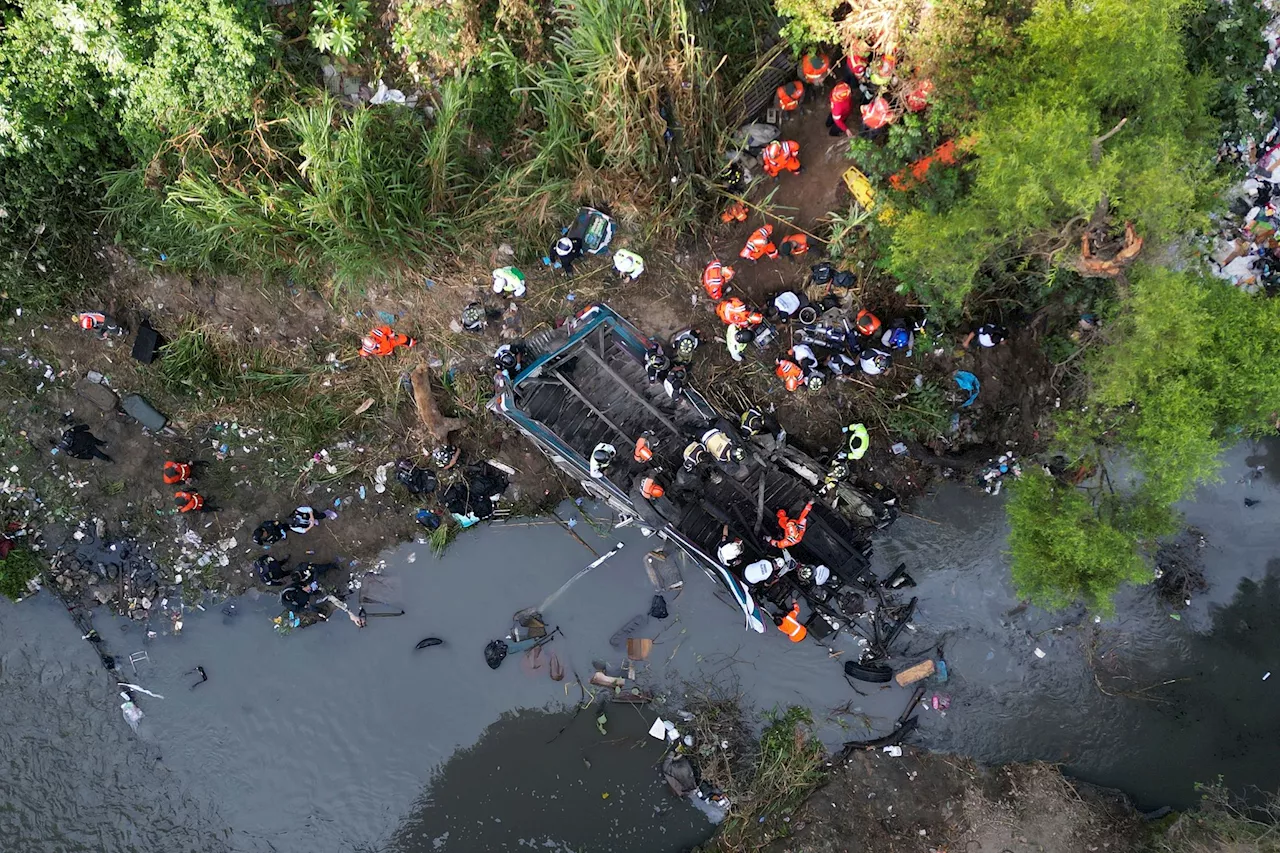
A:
0 547 43 601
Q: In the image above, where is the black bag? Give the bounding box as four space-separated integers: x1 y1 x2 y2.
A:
649 594 669 620
484 639 509 670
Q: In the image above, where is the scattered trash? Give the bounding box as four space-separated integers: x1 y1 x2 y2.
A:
1034 647 1047 658
596 713 608 735
1265 671 1272 681
894 659 936 686
649 717 668 740
415 637 443 650
891 442 908 455
627 637 653 661
649 594 669 619
882 745 903 757
953 370 980 407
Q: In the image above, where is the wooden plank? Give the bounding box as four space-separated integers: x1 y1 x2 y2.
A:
579 344 682 436
894 659 935 687
552 370 633 446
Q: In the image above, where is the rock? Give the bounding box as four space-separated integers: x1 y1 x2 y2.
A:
91 586 115 605
130 608 147 621
141 596 152 610
76 378 119 411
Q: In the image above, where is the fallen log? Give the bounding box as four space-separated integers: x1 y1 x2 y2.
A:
410 364 465 445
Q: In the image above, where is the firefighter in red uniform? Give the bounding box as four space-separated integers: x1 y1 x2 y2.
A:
163 461 193 485
769 501 813 548
174 491 205 513
702 260 735 299
360 325 416 358
739 224 779 261
717 297 764 328
761 140 801 178
827 82 856 136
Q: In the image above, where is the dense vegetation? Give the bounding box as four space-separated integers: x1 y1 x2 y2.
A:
3 0 1280 611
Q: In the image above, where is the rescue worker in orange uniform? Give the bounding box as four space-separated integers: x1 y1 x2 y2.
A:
775 600 808 642
702 260 735 299
775 357 805 392
360 325 416 358
720 200 749 223
634 432 655 463
640 474 666 500
855 309 881 338
775 80 804 112
769 501 813 549
163 461 193 486
717 297 764 328
174 491 205 513
799 52 831 85
761 140 801 178
778 234 809 258
73 312 124 338
739 224 779 262
861 96 893 131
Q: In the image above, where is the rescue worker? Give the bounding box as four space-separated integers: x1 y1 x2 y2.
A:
805 372 826 391
826 351 858 378
717 297 764 327
717 525 745 567
682 440 709 471
702 260 735 300
460 301 486 332
613 249 645 281
906 79 934 113
671 328 701 364
294 561 338 587
255 555 291 586
859 347 891 376
253 520 288 546
844 42 871 81
73 312 124 338
550 236 582 275
640 474 666 500
774 600 808 642
743 559 774 585
720 201 748 224
492 266 527 299
963 323 1009 349
775 357 805 392
494 342 524 377
761 140 801 178
740 408 767 437
432 444 460 469
289 505 320 534
279 583 315 614
881 318 915 352
775 80 804 112
855 309 881 338
360 325 416 358
768 501 813 549
778 234 809 258
861 95 893 131
821 458 850 494
827 82 856 136
663 363 688 401
644 343 670 384
163 461 193 485
54 424 111 462
799 52 831 85
590 443 616 479
869 49 897 87
791 343 819 372
726 325 752 362
702 427 745 464
174 491 205 513
739 225 779 262
840 422 870 461
634 431 656 463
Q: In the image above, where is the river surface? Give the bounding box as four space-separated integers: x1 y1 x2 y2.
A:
3 441 1279 851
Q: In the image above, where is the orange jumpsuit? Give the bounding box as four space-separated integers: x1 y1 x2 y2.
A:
175 491 204 513
778 602 808 642
360 326 416 358
702 261 734 299
717 298 764 328
163 461 192 485
720 201 748 223
800 53 831 85
775 358 804 392
769 501 813 548
779 234 809 258
739 225 778 261
634 436 654 463
776 81 804 111
761 141 801 177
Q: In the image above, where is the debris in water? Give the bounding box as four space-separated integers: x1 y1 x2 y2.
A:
1033 647 1046 658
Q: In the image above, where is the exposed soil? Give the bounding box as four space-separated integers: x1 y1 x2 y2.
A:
762 748 1144 853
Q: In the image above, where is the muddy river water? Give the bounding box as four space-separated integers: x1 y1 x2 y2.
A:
3 441 1279 852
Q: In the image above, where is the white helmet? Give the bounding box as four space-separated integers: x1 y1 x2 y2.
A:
743 559 773 584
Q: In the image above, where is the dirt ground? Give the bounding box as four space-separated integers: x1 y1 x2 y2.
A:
762 748 1144 853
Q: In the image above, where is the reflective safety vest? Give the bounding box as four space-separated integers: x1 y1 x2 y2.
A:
492 266 527 297
800 53 831 84
717 297 764 327
174 491 204 513
640 476 665 499
861 96 893 130
842 422 870 460
634 435 654 463
683 441 708 469
870 53 897 87
779 234 809 258
613 250 645 279
163 461 191 485
360 325 415 358
775 358 804 392
739 226 778 262
762 141 801 177
702 260 734 299
776 80 804 111
855 309 881 337
778 602 807 642
720 201 748 223
702 429 734 462
726 323 749 362
846 48 871 78
770 502 812 548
